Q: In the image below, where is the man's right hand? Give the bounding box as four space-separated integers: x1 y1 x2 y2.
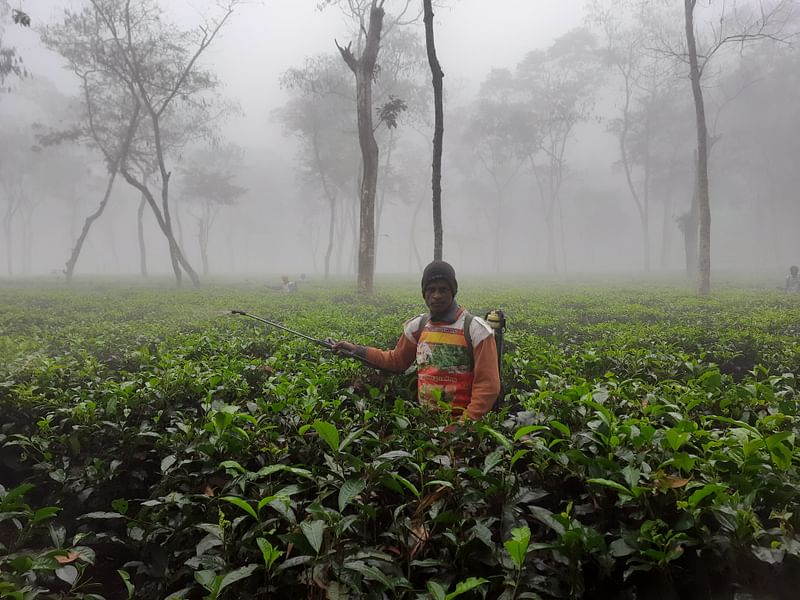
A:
332 341 358 355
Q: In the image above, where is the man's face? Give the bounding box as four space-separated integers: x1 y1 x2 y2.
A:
424 280 454 316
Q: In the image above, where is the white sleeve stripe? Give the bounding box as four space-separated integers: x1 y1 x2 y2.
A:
403 315 424 343
469 316 494 347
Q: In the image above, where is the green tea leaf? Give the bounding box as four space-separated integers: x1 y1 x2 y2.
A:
687 483 725 508
196 533 223 557
256 537 283 571
587 478 632 496
49 523 66 548
513 425 548 441
766 432 794 470
338 479 366 512
160 454 177 473
255 464 313 479
111 499 129 515
477 423 513 450
343 560 395 589
482 449 504 475
219 460 246 474
194 570 219 593
375 450 413 462
504 525 531 568
32 506 60 524
312 420 340 453
427 581 447 600
445 576 489 599
550 420 571 438
300 519 325 554
664 428 690 451
220 496 257 520
55 565 78 586
391 473 420 498
117 569 134 599
219 564 259 591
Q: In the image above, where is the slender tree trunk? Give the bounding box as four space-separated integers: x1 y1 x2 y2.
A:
640 211 651 272
227 230 236 274
121 168 199 287
311 131 338 280
684 215 698 281
137 171 150 278
198 218 209 277
354 59 379 292
545 211 557 274
20 200 34 275
681 175 699 282
137 195 148 277
135 101 198 287
3 194 19 276
375 128 395 268
558 194 568 273
660 184 674 269
685 0 711 295
409 195 425 272
161 175 185 286
334 200 347 274
545 163 558 273
65 104 139 283
107 219 120 273
68 183 78 247
337 1 384 294
493 193 503 273
642 108 653 272
65 169 118 283
423 0 444 262
325 196 336 279
175 197 185 256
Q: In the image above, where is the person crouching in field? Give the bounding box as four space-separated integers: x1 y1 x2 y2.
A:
334 261 501 420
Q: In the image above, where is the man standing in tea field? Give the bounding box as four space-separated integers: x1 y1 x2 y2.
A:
334 261 501 419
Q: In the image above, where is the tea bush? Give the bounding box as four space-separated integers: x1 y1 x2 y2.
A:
1 281 799 599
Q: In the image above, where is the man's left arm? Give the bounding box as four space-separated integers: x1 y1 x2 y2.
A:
465 336 501 420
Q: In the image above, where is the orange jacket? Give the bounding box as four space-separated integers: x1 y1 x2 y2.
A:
363 308 501 420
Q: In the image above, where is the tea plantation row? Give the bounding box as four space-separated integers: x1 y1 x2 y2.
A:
1 281 799 599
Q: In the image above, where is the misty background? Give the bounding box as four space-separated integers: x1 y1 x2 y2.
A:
0 0 797 280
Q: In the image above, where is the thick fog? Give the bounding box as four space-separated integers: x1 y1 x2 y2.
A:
0 0 797 280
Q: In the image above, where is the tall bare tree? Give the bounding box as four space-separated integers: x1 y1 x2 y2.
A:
463 83 528 272
320 0 417 293
279 54 363 279
335 1 384 293
517 29 600 273
682 0 794 294
423 0 444 261
591 1 681 272
42 0 238 286
178 145 246 277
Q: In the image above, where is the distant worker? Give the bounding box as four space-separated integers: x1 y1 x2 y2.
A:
785 265 800 293
266 275 298 293
333 261 501 420
281 275 298 293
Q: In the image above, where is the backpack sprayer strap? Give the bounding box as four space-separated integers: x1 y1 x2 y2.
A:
484 310 507 411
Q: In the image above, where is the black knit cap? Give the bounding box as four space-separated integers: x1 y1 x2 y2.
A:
421 260 458 295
